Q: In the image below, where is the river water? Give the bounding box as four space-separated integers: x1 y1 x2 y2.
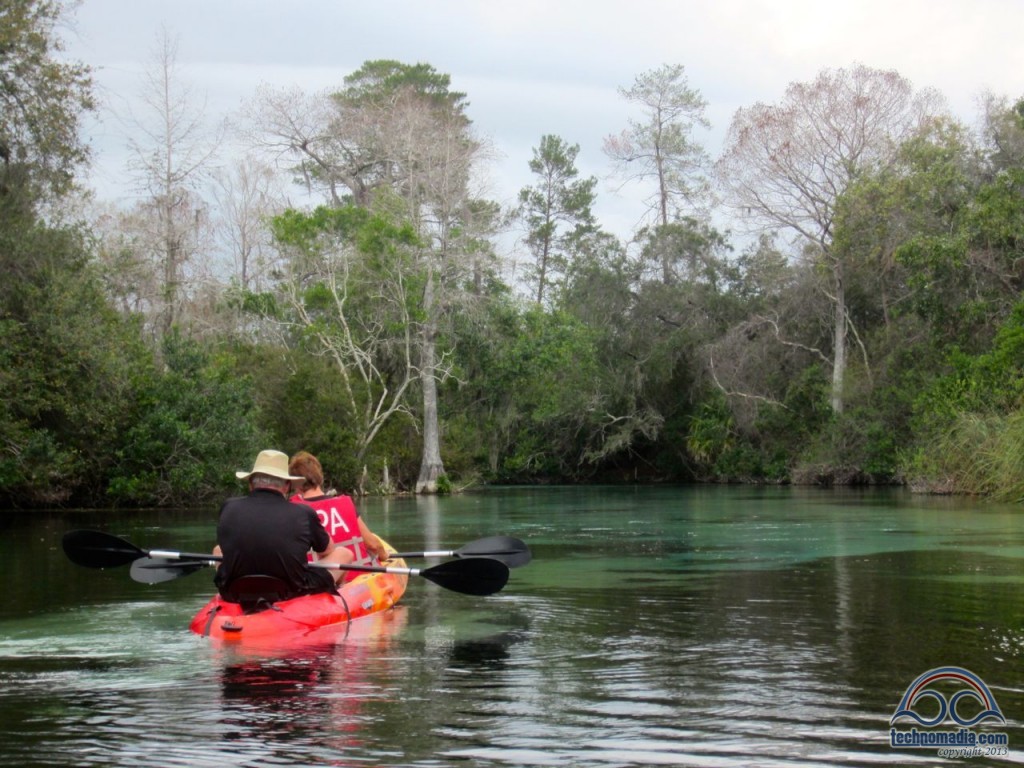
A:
2 485 1023 767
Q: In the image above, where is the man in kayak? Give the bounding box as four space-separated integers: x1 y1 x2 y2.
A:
213 449 354 600
288 450 387 582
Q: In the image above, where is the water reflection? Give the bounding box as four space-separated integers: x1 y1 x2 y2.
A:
214 607 409 764
447 629 525 671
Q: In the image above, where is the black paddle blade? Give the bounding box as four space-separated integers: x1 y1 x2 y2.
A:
391 535 533 569
421 557 510 596
458 536 532 569
130 556 213 584
62 529 145 569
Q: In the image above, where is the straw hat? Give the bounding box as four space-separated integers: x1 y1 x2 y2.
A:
236 449 305 481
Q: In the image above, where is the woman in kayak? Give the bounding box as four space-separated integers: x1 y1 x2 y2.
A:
288 451 388 582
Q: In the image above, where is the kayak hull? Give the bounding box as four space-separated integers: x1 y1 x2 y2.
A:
188 550 408 645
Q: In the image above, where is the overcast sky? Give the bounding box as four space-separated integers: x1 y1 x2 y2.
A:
63 0 1024 242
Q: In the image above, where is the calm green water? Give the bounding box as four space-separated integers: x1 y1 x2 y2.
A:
2 485 1024 766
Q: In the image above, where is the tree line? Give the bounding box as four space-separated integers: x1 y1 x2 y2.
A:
3 0 1024 508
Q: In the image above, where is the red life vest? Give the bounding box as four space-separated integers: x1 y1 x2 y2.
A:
291 494 374 583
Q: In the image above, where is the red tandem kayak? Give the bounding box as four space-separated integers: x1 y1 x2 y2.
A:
188 549 408 644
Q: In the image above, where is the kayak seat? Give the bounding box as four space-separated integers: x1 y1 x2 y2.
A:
222 574 290 613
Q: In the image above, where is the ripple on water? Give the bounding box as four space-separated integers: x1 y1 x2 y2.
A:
421 588 971 768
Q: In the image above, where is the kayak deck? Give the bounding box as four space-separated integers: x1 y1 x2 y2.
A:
188 547 408 644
